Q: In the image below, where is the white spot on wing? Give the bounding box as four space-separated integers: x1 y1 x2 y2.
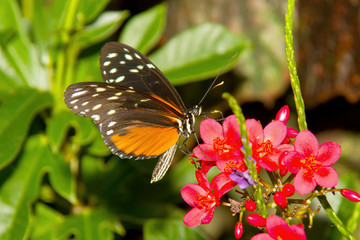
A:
70 99 79 104
115 92 122 96
108 121 116 127
115 76 125 83
137 65 144 70
91 114 100 121
103 61 111 66
107 109 116 115
107 129 114 135
107 96 118 100
92 104 102 110
134 53 141 59
92 93 99 97
129 69 139 73
107 53 117 58
123 48 129 52
124 54 133 60
120 61 126 64
109 68 117 74
147 63 155 69
82 101 89 106
126 89 135 93
71 90 87 98
96 87 106 92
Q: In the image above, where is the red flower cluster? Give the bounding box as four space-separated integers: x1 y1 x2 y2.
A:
180 105 358 239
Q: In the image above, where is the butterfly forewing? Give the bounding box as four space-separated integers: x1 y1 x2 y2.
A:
100 42 187 115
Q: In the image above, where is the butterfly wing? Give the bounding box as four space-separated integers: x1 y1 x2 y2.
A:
100 42 187 114
64 42 191 182
64 82 182 159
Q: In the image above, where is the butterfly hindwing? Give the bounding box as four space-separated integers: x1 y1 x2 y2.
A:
64 82 181 159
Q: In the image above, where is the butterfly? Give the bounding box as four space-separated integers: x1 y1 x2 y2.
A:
64 42 202 183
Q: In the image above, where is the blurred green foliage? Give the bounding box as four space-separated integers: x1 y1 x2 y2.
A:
0 0 248 239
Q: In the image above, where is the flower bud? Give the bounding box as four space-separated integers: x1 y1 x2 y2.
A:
341 189 360 202
245 199 256 212
274 192 288 208
276 105 290 123
247 213 266 227
234 222 243 239
287 128 298 138
282 183 295 197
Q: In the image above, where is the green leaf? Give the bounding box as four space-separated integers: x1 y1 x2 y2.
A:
119 3 166 54
0 88 53 168
31 206 125 240
149 23 249 85
0 0 49 90
31 203 64 240
86 130 111 157
75 51 102 84
77 0 111 23
48 153 75 203
74 11 129 50
47 110 97 153
0 135 52 240
144 219 206 240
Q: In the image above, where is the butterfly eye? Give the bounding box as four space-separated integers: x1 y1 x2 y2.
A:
191 105 202 117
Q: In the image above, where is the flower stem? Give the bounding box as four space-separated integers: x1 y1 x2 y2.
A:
222 92 267 217
285 0 355 239
285 0 307 131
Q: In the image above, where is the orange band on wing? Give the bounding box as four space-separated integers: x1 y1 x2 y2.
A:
149 94 183 116
110 126 180 157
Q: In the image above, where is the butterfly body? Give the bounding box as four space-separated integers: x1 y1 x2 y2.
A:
64 42 201 182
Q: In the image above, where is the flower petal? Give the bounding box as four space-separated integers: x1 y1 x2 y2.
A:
264 121 287 146
251 233 274 240
183 207 210 227
201 205 215 224
211 172 237 197
245 119 264 143
314 167 338 188
317 142 341 166
294 169 317 195
223 115 240 144
283 151 303 174
289 225 307 240
200 118 223 144
266 215 290 238
195 170 211 190
295 130 319 156
181 184 206 206
193 144 219 161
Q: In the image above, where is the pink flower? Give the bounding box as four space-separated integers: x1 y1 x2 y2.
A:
283 130 341 195
251 215 306 240
181 170 236 227
245 119 293 171
193 115 244 172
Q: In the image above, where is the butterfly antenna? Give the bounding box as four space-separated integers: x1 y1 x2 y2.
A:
197 51 239 106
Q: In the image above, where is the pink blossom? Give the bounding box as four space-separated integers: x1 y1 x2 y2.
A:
283 130 341 195
251 215 306 240
245 119 293 171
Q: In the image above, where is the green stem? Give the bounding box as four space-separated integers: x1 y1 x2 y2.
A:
317 196 356 240
285 0 307 131
222 92 267 218
285 1 355 239
53 0 80 112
